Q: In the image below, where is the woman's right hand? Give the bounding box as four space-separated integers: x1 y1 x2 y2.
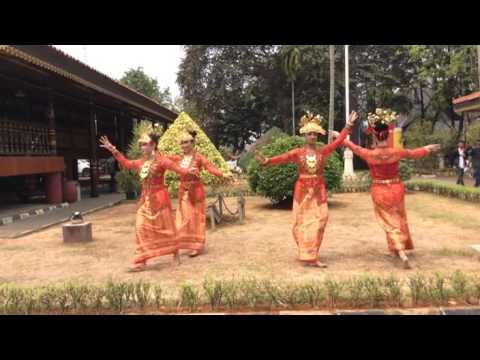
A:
255 150 267 165
425 144 441 153
100 136 115 153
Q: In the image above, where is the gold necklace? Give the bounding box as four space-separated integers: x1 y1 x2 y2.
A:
139 153 155 180
180 154 193 169
305 152 317 174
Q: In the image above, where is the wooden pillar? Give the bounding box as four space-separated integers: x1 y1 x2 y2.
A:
45 172 63 204
119 115 126 152
89 100 99 198
47 90 57 155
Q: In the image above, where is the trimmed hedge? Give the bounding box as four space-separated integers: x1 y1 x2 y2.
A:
405 179 480 203
1 272 480 314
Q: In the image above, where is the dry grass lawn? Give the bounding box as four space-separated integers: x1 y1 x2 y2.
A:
1 192 479 295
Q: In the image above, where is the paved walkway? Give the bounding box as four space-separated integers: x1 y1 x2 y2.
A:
127 307 480 315
0 193 125 239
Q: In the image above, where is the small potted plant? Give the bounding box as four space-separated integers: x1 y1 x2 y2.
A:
115 169 140 200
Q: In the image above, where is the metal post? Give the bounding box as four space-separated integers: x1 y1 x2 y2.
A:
208 206 216 231
218 194 223 217
343 45 356 181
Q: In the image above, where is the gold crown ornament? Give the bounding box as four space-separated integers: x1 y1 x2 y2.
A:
179 131 195 143
299 111 327 135
138 133 153 145
367 108 398 128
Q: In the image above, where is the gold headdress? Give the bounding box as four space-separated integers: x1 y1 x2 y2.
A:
137 122 163 145
367 108 397 128
299 111 326 135
138 133 153 145
179 131 194 143
179 128 196 143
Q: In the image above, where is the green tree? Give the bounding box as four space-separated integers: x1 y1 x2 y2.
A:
280 46 302 135
120 67 173 108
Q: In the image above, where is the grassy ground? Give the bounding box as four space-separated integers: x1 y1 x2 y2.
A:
0 192 479 299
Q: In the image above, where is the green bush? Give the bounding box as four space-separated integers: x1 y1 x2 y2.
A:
238 127 286 171
405 179 480 202
248 136 343 204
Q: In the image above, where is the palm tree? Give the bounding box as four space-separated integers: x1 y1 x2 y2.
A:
280 46 301 135
328 45 335 144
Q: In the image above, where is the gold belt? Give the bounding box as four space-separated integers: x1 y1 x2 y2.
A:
142 183 166 191
372 177 401 185
299 174 323 179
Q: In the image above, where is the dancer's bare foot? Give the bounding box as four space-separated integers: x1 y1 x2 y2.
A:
188 250 201 257
173 251 181 265
127 264 146 273
398 251 412 269
304 260 328 268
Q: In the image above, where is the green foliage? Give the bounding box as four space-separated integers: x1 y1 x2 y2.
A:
115 120 162 195
248 136 343 204
405 179 480 203
399 161 415 182
158 112 231 196
238 127 287 171
2 271 480 313
120 67 174 109
403 119 456 171
466 121 480 146
218 145 234 161
178 45 478 153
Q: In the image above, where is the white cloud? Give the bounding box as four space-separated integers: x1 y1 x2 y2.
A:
53 45 184 99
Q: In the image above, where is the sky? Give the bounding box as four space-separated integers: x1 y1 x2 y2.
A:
53 45 184 99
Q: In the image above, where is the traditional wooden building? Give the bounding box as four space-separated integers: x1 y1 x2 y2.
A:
453 91 480 116
0 45 177 204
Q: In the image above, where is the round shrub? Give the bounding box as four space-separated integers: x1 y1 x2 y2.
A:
248 136 343 204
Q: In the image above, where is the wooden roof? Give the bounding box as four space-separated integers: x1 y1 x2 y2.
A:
453 91 480 114
0 45 177 122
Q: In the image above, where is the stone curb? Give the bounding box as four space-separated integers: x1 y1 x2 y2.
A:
152 307 480 315
9 200 122 239
0 202 69 227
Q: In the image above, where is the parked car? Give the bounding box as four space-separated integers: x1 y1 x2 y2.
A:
77 159 109 178
78 159 90 178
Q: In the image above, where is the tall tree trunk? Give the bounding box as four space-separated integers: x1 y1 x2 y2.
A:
328 45 335 144
291 81 295 135
420 85 425 120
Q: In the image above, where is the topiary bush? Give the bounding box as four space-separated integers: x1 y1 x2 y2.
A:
158 112 231 196
248 136 343 204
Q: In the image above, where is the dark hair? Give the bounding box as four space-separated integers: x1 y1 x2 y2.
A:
188 130 197 139
148 132 160 146
373 122 389 142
